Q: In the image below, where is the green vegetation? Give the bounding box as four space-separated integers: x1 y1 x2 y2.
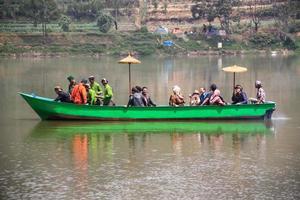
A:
0 0 299 56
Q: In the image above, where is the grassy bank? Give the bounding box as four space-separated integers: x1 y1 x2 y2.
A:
0 23 299 56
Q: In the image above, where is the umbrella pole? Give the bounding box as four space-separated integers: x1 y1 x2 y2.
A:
129 63 131 94
233 72 236 90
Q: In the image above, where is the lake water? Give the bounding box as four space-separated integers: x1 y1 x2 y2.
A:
0 55 299 199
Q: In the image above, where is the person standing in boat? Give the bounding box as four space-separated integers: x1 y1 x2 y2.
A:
169 85 185 106
231 85 248 104
67 75 76 94
142 87 156 107
71 79 88 104
54 86 72 103
88 76 103 95
127 87 144 107
101 78 114 106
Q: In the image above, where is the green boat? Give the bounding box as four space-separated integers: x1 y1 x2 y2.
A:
19 92 276 121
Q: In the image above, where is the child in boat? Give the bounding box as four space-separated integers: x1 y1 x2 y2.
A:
189 90 200 106
169 85 185 106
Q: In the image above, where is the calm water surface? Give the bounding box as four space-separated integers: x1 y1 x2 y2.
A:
0 55 299 199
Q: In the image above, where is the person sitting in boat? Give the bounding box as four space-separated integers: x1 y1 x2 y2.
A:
250 80 266 104
231 85 248 104
84 84 98 105
71 79 88 104
127 87 144 107
54 86 72 103
67 75 76 94
142 87 156 107
169 85 185 106
189 90 200 106
199 87 209 105
200 84 217 106
209 89 225 106
101 78 114 106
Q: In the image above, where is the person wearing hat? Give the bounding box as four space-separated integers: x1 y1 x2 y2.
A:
189 89 200 106
54 86 72 103
101 78 114 106
67 75 76 94
88 76 103 96
169 85 185 106
231 84 248 104
255 80 265 103
71 79 88 104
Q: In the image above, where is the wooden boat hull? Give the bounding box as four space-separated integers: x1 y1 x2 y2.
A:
19 93 276 121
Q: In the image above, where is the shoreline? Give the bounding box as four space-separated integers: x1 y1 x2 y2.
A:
0 49 294 58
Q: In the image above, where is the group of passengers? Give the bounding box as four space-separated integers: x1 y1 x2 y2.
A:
54 76 266 107
54 75 114 106
127 86 156 107
170 80 265 107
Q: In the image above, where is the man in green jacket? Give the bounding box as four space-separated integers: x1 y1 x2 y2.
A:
84 84 98 105
101 78 114 106
88 76 103 95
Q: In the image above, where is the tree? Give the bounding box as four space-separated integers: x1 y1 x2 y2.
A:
58 15 71 31
23 0 59 37
272 0 300 31
191 0 237 33
0 0 23 19
97 13 113 33
249 0 263 32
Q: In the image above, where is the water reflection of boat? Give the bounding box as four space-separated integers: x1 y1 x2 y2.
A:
30 121 274 136
20 93 276 121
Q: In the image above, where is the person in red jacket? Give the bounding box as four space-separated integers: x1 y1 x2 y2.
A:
71 79 88 104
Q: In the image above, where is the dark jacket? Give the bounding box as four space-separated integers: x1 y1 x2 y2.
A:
232 91 248 104
54 91 72 103
142 95 156 107
127 92 144 107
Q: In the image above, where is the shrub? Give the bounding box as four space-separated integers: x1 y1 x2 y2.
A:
248 33 279 49
96 13 113 33
58 15 71 32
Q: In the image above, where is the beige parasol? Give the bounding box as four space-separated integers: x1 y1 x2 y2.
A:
222 65 247 90
118 54 141 94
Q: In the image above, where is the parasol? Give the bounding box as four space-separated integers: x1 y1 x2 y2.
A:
118 54 141 94
222 65 247 90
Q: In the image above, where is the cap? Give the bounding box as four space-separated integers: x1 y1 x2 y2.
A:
67 75 74 81
101 78 108 84
193 90 200 94
255 80 262 85
88 76 95 80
